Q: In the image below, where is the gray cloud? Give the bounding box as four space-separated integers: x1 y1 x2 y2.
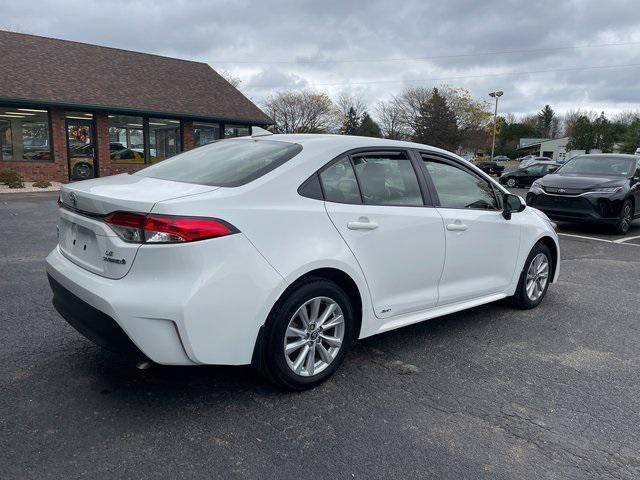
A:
3 0 640 116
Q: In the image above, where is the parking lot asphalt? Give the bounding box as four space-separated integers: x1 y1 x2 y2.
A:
2 192 640 480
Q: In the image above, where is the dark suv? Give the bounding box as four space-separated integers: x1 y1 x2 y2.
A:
526 154 640 234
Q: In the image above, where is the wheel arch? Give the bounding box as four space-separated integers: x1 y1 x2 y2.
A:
251 266 365 370
536 235 559 283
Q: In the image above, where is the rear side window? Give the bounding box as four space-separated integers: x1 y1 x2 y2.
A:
135 139 302 187
319 156 361 204
351 152 423 206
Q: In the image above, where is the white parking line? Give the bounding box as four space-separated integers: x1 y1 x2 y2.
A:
558 232 640 246
557 233 616 243
613 234 640 244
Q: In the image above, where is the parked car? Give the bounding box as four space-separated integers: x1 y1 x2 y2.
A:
493 155 510 162
500 162 560 188
475 160 505 176
520 156 554 169
527 154 640 234
47 133 559 389
635 147 640 156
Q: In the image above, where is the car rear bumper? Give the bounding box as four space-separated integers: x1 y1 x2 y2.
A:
46 233 286 366
48 274 143 355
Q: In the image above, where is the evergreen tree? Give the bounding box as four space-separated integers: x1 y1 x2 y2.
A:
592 112 615 152
536 105 555 138
412 88 459 151
566 115 594 151
356 112 382 137
339 107 361 135
620 117 640 153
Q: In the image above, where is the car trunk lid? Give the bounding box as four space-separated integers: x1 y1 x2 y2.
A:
58 174 219 279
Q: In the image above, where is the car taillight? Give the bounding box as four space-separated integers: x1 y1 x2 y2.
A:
103 212 238 244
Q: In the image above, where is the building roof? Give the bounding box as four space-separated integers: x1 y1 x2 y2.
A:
516 136 569 151
0 31 270 125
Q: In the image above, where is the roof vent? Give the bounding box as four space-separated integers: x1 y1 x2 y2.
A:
251 126 273 137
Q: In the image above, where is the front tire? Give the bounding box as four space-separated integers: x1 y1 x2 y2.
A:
510 242 552 309
506 177 517 188
262 278 354 390
613 199 633 235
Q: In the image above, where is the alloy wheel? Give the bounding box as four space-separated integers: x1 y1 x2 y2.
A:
507 178 517 188
621 202 632 232
283 296 345 377
525 253 549 301
74 163 92 179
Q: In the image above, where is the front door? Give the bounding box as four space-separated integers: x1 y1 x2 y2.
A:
421 155 521 305
320 151 446 319
67 118 96 181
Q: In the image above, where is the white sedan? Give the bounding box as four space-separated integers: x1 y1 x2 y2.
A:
46 132 559 389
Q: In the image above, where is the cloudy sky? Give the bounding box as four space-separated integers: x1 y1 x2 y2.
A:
3 0 640 117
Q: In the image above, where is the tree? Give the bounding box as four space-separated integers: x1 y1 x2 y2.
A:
339 107 361 135
412 88 459 151
335 91 366 119
356 112 382 138
566 115 594 151
263 90 334 133
374 99 405 140
536 105 555 138
219 70 242 89
592 112 615 152
619 117 640 153
389 85 490 151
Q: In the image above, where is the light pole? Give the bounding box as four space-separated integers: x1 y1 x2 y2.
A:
489 91 503 160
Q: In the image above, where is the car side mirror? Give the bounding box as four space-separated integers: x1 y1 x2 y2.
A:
503 194 526 220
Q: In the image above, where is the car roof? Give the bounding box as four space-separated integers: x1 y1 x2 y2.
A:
572 153 638 160
256 133 454 154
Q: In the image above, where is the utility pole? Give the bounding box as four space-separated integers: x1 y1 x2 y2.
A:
489 91 503 160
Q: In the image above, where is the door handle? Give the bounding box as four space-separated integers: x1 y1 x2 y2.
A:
446 222 468 231
347 217 379 230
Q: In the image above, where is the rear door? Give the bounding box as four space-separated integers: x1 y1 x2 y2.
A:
322 150 445 319
419 153 521 305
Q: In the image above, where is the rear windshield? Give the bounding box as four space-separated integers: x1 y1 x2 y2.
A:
135 139 302 186
557 155 635 177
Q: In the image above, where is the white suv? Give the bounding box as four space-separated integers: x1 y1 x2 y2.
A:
47 133 559 389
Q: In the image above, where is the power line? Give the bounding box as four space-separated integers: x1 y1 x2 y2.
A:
211 41 640 65
244 62 640 89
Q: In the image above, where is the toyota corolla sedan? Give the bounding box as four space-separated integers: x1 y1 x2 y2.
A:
526 154 640 234
47 132 559 389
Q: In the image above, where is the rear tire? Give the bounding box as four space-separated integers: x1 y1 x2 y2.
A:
261 278 354 390
506 177 517 188
612 199 633 235
509 242 552 309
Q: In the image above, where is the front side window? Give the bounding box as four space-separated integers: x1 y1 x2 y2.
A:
135 138 301 187
424 158 498 210
351 152 423 206
525 164 546 174
109 114 145 164
0 106 51 162
319 156 361 204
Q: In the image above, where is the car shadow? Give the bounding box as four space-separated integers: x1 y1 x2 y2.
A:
74 299 518 403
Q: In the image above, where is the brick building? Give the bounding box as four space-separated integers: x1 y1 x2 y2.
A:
0 31 270 182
